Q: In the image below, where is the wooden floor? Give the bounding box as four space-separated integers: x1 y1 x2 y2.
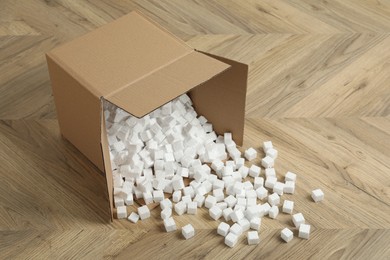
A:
1 0 390 259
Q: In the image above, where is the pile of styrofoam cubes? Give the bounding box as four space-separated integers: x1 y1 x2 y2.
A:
104 94 324 247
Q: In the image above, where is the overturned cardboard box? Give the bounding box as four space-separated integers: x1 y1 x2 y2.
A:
46 11 248 220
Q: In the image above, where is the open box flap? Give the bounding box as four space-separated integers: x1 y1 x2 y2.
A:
105 51 231 118
46 11 193 97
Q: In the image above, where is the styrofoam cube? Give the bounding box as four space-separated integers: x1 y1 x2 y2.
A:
256 186 268 200
218 222 230 237
292 213 305 228
230 209 245 223
230 223 243 236
269 205 279 219
282 200 294 214
244 148 257 161
116 206 127 219
163 217 177 232
263 141 273 152
160 198 173 210
213 188 225 202
268 192 280 206
238 218 250 232
247 231 260 245
175 201 187 216
224 195 238 208
261 156 274 168
265 168 276 178
273 182 285 196
205 195 217 209
161 208 172 219
172 190 182 203
209 205 223 220
298 224 311 239
266 148 278 159
254 177 264 189
265 176 277 189
127 212 139 223
250 217 261 230
311 189 324 202
284 181 295 194
138 205 150 220
249 165 261 178
223 207 233 222
153 190 164 203
225 232 238 248
182 224 195 240
281 228 293 243
285 171 297 182
187 201 197 215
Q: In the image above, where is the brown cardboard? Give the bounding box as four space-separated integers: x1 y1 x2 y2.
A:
46 10 248 220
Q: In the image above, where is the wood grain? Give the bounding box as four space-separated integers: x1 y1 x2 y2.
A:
0 0 389 259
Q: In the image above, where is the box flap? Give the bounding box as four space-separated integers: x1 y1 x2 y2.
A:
46 11 193 97
105 51 231 117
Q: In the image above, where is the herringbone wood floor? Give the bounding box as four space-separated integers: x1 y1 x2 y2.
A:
0 1 389 259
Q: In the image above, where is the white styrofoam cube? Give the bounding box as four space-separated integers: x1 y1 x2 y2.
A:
209 205 223 220
230 209 245 223
263 141 273 152
265 168 276 178
249 165 261 178
193 194 205 208
254 177 264 189
218 222 230 237
298 224 311 239
261 156 274 168
182 224 195 240
284 181 295 194
265 176 277 189
128 212 139 223
181 194 192 204
269 205 279 219
311 189 324 202
187 201 197 215
205 195 217 209
268 192 280 206
285 171 297 182
238 218 250 231
163 217 177 232
213 188 225 202
174 201 187 216
224 195 238 208
230 223 243 236
244 148 257 161
266 148 278 159
250 217 261 230
273 182 285 196
225 232 238 248
223 207 233 222
281 228 293 243
116 206 127 219
216 202 228 210
260 203 271 216
153 190 164 203
239 166 249 178
138 205 150 220
160 198 173 210
161 208 172 219
235 158 245 169
292 213 305 228
282 200 294 214
143 191 153 205
247 231 260 245
172 190 182 203
114 196 125 208
256 186 268 200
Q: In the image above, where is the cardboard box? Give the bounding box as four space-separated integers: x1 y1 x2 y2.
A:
46 11 248 220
